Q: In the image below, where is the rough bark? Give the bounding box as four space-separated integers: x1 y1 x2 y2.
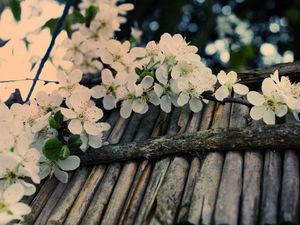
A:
239 61 300 89
78 123 300 165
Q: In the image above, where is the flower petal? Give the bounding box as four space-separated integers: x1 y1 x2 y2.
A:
189 97 203 112
84 121 101 136
58 156 80 171
120 101 133 119
250 105 265 120
217 70 227 85
69 69 83 84
4 183 24 204
102 69 114 85
88 134 103 148
275 104 288 117
92 85 106 99
54 168 68 183
156 65 168 84
9 202 31 216
263 109 276 125
103 95 116 110
141 76 154 89
61 108 77 119
160 95 172 113
247 91 265 106
215 85 229 101
177 92 189 106
132 99 147 113
262 78 276 96
19 180 36 196
68 119 83 134
86 106 103 122
154 84 164 97
233 83 249 95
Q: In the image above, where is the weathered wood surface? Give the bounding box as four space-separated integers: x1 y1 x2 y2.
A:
78 122 300 165
260 150 282 225
214 97 247 225
46 111 119 225
280 150 300 225
147 106 192 225
238 61 300 88
80 112 141 225
134 107 182 225
21 103 300 225
118 106 162 225
188 102 230 225
17 61 300 225
23 177 59 225
240 129 263 225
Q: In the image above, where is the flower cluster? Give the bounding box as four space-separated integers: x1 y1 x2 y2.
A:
61 0 134 74
90 33 218 117
1 1 300 224
247 70 300 124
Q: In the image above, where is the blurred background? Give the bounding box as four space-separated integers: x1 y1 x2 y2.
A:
117 0 300 71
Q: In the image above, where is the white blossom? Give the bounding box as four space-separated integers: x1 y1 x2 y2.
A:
57 69 85 98
92 69 126 110
0 183 31 224
40 155 80 183
62 32 91 65
158 33 200 65
215 70 249 101
35 90 63 113
269 70 300 110
61 90 104 136
120 76 154 118
247 76 288 124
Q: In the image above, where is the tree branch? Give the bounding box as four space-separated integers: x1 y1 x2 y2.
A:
201 92 252 107
0 78 58 84
78 123 300 165
238 61 300 89
24 0 74 102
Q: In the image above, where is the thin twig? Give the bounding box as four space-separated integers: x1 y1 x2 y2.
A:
0 78 58 84
202 91 252 107
24 0 74 102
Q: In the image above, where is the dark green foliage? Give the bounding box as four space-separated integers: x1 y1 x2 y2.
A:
67 135 82 151
42 11 85 37
59 145 70 160
8 0 21 21
49 111 64 129
43 135 80 162
85 5 98 26
43 137 63 161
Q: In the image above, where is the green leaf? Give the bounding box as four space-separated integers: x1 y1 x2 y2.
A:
42 18 60 35
68 135 82 151
8 0 21 21
54 111 64 125
43 138 63 162
49 117 61 129
85 5 98 26
49 111 64 129
42 11 85 37
135 67 143 76
59 145 70 160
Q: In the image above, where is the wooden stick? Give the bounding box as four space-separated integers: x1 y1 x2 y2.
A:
78 123 300 165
